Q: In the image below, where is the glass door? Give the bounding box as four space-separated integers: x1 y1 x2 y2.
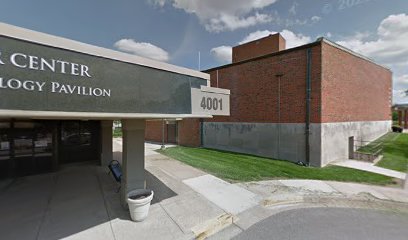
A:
60 121 100 164
0 122 11 179
33 122 53 173
13 126 35 177
0 121 54 178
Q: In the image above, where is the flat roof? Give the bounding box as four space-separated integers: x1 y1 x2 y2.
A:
394 104 408 110
205 38 390 73
0 22 209 80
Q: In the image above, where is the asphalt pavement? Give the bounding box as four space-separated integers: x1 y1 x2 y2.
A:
233 207 408 240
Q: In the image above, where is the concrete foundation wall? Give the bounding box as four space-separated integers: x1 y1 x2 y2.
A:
202 121 390 167
202 122 322 165
321 120 391 166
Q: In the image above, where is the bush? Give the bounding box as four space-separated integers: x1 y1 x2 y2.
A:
392 111 399 121
113 127 122 138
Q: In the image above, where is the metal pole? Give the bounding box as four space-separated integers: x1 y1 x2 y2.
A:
161 119 165 150
198 51 201 71
200 118 204 147
276 74 283 159
305 48 312 166
217 70 219 88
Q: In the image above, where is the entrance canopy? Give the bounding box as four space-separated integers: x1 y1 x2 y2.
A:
394 104 408 110
0 22 230 208
0 22 229 120
394 104 408 129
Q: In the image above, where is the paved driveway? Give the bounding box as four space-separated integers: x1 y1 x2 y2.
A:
233 207 408 240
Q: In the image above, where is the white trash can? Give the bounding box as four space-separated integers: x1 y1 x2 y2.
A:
126 189 154 222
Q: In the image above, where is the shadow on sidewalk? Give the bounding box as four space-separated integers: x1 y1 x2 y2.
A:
0 163 179 240
146 170 177 205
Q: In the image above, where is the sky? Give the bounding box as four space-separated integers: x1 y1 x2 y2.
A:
1 0 407 103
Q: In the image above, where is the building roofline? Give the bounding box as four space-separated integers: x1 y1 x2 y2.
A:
204 37 391 73
393 103 408 109
232 33 282 49
319 37 391 71
204 40 321 73
0 22 210 80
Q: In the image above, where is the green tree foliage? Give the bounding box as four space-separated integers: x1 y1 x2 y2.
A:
392 111 399 121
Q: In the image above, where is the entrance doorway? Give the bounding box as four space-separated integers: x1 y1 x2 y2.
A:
0 120 102 179
59 121 100 164
167 122 178 144
348 136 355 159
0 120 54 178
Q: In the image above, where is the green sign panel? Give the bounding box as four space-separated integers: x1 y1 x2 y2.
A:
0 36 206 114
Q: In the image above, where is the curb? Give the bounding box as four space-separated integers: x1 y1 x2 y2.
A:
262 194 305 207
191 213 237 240
307 194 408 213
262 193 408 213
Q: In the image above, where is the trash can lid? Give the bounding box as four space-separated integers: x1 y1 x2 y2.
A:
127 189 153 200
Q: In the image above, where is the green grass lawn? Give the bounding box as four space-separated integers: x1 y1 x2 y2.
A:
375 133 408 172
113 128 122 138
157 146 396 186
357 133 398 154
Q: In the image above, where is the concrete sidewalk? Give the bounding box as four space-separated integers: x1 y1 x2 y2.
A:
1 141 407 240
113 138 176 157
0 145 227 240
332 159 406 179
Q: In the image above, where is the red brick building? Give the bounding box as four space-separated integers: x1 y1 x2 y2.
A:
146 34 392 167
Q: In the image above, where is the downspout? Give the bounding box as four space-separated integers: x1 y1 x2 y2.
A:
305 48 312 166
161 119 165 149
200 118 204 147
275 74 283 159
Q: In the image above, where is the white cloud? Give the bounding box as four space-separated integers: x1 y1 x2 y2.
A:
148 0 166 7
335 14 408 103
311 16 321 23
337 14 408 67
211 46 233 64
239 30 277 44
280 30 312 48
114 39 169 62
289 2 298 15
206 12 274 32
392 89 407 104
395 74 408 91
211 29 312 64
149 0 279 32
239 29 311 49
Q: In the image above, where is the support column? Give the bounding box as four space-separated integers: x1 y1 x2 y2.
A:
101 120 113 166
405 173 408 191
398 110 403 127
405 110 408 129
120 119 146 208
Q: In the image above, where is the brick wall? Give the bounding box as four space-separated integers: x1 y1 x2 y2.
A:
207 44 322 123
145 40 392 147
178 119 201 147
145 120 166 143
145 119 201 147
321 42 392 122
232 33 286 63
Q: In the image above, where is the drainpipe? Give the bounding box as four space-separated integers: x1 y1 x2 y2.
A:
305 48 312 166
275 74 283 159
200 118 204 147
161 119 165 149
